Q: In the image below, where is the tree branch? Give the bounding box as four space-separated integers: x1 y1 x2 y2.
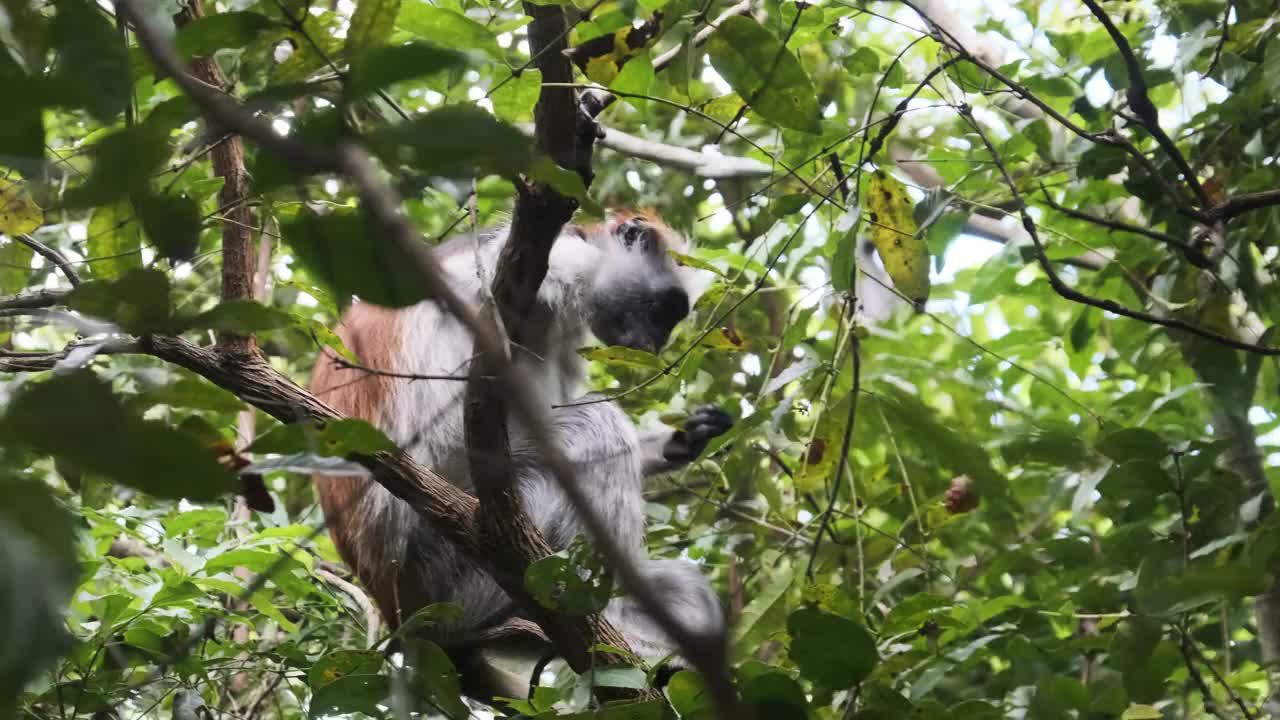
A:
0 287 69 311
1203 187 1280 221
595 126 772 178
1037 188 1210 267
1079 0 1209 207
178 0 257 353
16 234 81 286
958 105 1280 356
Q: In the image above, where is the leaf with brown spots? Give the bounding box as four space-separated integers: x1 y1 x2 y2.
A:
863 169 930 307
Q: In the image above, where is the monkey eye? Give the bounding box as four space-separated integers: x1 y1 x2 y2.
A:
617 218 657 251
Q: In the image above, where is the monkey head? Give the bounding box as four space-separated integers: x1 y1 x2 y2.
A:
585 213 696 355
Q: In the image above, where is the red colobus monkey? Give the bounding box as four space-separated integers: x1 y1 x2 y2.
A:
310 211 730 674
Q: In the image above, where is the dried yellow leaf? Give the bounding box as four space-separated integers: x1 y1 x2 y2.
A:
863 169 929 307
0 178 42 236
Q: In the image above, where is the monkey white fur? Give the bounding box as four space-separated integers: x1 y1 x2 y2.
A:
310 212 730 669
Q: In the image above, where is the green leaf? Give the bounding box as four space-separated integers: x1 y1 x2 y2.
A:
176 11 278 59
611 50 654 99
248 418 396 456
347 41 466 97
0 237 33 295
280 208 430 308
0 371 237 500
733 558 795 655
309 645 384 681
524 537 613 616
408 640 468 720
86 200 143 279
1097 428 1169 463
0 476 77 710
395 3 499 56
786 606 878 688
366 105 532 179
706 16 821 133
665 671 714 720
250 590 300 633
843 46 879 76
67 269 179 335
557 701 666 720
49 0 131 122
0 177 42 235
191 301 299 334
345 0 402 60
527 155 588 201
1109 618 1177 703
204 548 288 574
140 376 246 414
578 345 664 370
309 675 389 718
133 191 201 264
741 672 808 720
63 124 172 208
490 68 540 122
0 49 45 160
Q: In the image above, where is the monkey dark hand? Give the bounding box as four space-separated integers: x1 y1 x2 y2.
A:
662 406 733 464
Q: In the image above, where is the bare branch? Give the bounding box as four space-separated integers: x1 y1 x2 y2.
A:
651 0 750 72
1037 189 1211 267
118 1 334 175
181 0 258 353
1079 0 1209 207
596 126 772 178
16 234 81 286
0 287 69 311
1204 187 1280 221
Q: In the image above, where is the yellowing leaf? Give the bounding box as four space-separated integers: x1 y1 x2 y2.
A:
1121 705 1163 720
863 169 929 307
584 54 619 85
578 345 663 370
0 178 42 235
699 326 745 351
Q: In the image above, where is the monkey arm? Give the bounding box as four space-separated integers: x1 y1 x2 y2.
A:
639 406 733 478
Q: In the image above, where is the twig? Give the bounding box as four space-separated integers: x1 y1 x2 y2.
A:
1203 187 1280 221
900 0 1197 215
1038 189 1210 267
16 234 81 286
326 350 480 382
958 105 1280 357
1206 0 1232 77
1079 0 1209 206
591 125 773 178
585 0 753 115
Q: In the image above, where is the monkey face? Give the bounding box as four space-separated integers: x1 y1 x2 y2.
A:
587 218 691 354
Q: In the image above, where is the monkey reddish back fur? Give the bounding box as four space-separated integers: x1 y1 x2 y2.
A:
309 211 723 659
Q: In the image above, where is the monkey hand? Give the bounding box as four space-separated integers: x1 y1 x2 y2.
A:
662 405 733 464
